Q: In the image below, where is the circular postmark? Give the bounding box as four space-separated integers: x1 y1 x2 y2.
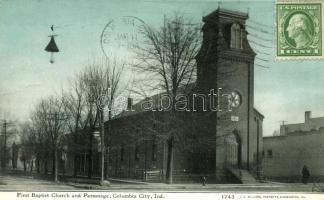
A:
100 16 145 60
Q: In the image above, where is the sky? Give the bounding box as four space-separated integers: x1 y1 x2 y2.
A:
0 0 324 136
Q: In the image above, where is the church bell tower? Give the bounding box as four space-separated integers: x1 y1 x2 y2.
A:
196 8 263 179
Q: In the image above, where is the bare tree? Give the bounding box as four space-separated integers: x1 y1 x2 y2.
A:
19 122 35 172
78 57 124 181
19 56 124 183
28 106 52 175
29 96 68 182
131 14 201 184
62 74 88 178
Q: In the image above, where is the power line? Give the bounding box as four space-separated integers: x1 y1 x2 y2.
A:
253 47 272 56
247 31 273 42
255 63 270 69
247 19 274 29
256 57 270 62
248 39 273 49
279 120 288 126
245 24 274 35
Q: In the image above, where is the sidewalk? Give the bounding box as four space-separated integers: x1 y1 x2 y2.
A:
0 170 316 192
63 177 315 192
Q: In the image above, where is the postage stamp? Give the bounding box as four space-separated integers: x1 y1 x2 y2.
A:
276 0 324 59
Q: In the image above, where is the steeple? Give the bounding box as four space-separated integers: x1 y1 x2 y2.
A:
196 8 255 65
196 8 256 93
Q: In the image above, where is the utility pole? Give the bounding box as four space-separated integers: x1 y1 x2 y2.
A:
279 120 288 135
1 120 7 169
0 120 13 170
3 120 6 170
143 139 147 182
279 120 288 126
100 110 105 184
97 88 112 186
99 106 110 186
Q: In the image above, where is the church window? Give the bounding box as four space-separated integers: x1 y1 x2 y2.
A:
230 23 243 49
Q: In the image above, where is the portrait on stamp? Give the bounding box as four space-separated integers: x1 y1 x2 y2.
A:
286 13 313 49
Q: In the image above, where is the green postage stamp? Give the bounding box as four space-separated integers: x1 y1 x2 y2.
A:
276 0 324 59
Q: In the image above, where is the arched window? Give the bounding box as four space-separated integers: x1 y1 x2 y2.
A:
230 23 243 49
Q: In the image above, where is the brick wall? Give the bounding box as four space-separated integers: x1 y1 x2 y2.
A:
263 128 324 181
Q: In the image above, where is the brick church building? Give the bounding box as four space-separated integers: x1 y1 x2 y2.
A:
105 8 264 183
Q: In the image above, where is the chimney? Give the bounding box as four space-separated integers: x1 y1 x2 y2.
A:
127 97 133 111
305 111 311 122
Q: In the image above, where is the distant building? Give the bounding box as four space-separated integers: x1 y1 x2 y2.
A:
280 111 324 135
263 111 324 182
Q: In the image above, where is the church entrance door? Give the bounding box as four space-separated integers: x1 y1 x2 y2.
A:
233 130 242 169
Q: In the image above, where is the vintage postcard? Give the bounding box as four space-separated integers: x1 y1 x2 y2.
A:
0 0 324 199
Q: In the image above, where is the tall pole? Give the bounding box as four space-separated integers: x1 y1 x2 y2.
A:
0 119 12 170
54 113 58 182
106 108 112 180
256 119 260 178
100 110 105 183
144 139 148 182
2 120 7 169
4 120 6 169
100 109 110 186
